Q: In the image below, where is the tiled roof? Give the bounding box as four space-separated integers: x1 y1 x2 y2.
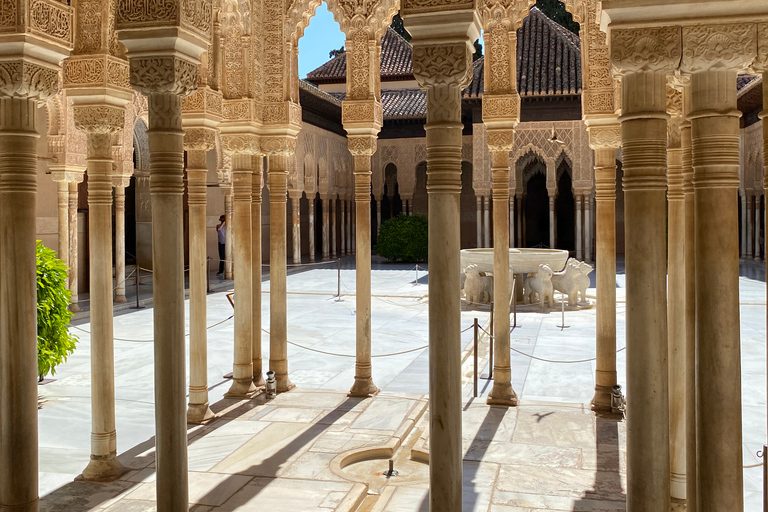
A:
463 57 484 98
299 80 342 106
381 89 426 119
306 27 413 82
517 7 581 96
738 74 761 94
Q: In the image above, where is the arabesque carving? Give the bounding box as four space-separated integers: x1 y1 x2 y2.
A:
0 61 59 99
611 27 682 75
129 57 199 96
681 23 757 72
73 105 125 134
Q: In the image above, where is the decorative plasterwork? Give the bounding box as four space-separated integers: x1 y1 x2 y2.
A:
0 61 60 100
587 125 621 150
73 105 125 134
741 122 764 193
611 27 682 75
115 0 212 43
412 43 473 89
129 57 200 96
62 55 132 98
756 22 768 71
184 127 217 151
681 23 757 73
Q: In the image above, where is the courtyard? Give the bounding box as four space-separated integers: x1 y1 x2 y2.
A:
35 259 767 511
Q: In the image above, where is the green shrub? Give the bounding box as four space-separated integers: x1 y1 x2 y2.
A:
375 214 428 262
36 240 78 380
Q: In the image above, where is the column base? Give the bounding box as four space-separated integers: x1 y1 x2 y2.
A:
224 378 258 399
276 373 295 393
348 377 379 398
187 402 216 425
77 453 127 482
69 303 82 313
671 472 686 501
114 295 127 304
487 382 518 407
253 371 266 388
590 384 614 412
670 498 686 511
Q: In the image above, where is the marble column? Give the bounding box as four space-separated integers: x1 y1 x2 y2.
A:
584 193 592 262
548 194 555 249
376 196 382 235
689 65 743 511
576 193 583 260
516 193 523 247
331 196 337 258
483 195 490 247
348 199 354 253
680 89 697 512
476 196 482 248
408 36 477 512
291 193 301 265
509 196 515 248
755 195 761 261
224 189 234 279
56 180 69 264
0 96 41 511
590 143 618 410
349 153 378 397
747 195 755 258
741 191 747 257
488 149 517 406
615 53 672 510
341 198 346 255
322 196 330 260
667 142 686 500
268 155 295 392
226 155 257 398
113 180 128 303
69 181 82 312
252 156 265 387
77 111 126 481
185 148 215 423
309 197 315 262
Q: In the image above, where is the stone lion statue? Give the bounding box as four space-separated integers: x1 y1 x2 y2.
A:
464 264 493 304
551 259 593 305
524 264 554 309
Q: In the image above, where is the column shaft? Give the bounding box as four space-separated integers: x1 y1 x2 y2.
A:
690 68 743 511
224 193 234 279
483 196 490 247
516 195 523 247
0 97 39 512
576 194 583 259
291 195 301 264
349 159 378 397
252 157 264 387
748 196 754 258
548 195 555 248
331 197 337 258
147 93 188 509
376 199 382 235
621 71 670 511
309 198 315 262
57 181 69 264
741 192 747 257
186 158 214 423
322 197 330 260
476 196 482 248
69 181 82 312
755 195 761 260
592 147 618 410
114 185 127 303
667 146 686 500
268 155 294 392
509 196 514 248
341 199 347 255
584 194 592 262
226 156 256 397
488 151 516 405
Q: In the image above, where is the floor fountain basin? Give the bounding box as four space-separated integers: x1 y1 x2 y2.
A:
460 247 569 274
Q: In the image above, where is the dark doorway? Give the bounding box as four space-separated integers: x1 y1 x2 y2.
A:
555 166 575 252
383 163 402 221
525 172 549 247
460 161 476 249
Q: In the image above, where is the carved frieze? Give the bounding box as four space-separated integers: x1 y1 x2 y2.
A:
129 57 199 96
412 43 473 89
342 100 383 127
220 133 259 154
29 0 72 47
583 89 615 116
587 125 621 150
756 22 768 71
482 94 519 122
73 105 125 134
63 56 132 93
116 0 211 40
184 127 217 151
260 135 296 156
401 0 473 16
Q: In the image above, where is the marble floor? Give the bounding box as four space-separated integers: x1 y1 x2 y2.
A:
35 257 766 510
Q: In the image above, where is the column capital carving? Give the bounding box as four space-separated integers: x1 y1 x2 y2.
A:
73 105 126 134
182 86 223 117
756 23 768 71
260 135 296 157
220 133 260 154
482 94 520 126
610 26 682 76
62 55 133 101
587 124 621 150
184 127 217 152
128 57 199 97
347 135 377 157
681 23 757 73
341 100 383 130
479 0 535 31
486 128 515 153
412 43 474 90
0 61 60 100
112 175 132 188
50 168 86 183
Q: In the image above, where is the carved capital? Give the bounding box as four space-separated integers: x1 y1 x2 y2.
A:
182 86 223 116
63 55 133 98
50 169 86 183
260 135 296 157
115 0 211 42
486 128 514 153
482 94 520 124
220 133 259 154
262 101 302 129
756 23 768 71
347 135 377 157
681 23 757 73
184 127 217 151
342 100 383 128
412 43 473 89
611 27 682 76
587 124 621 150
0 61 59 100
112 175 132 188
128 56 199 97
73 105 125 134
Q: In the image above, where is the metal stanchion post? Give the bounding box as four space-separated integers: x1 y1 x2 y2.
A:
206 257 211 294
473 318 478 398
131 265 143 309
335 258 342 301
414 264 418 286
557 292 569 329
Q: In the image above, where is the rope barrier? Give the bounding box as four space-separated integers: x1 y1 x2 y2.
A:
73 268 138 304
261 327 429 358
69 314 234 342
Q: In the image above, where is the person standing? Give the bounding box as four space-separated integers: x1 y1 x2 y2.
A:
217 214 226 275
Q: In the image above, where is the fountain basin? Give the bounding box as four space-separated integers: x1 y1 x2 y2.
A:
460 247 569 274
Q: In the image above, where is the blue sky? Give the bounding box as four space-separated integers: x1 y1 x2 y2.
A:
298 3 345 79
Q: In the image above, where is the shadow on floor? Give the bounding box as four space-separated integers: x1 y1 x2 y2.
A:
573 412 626 511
